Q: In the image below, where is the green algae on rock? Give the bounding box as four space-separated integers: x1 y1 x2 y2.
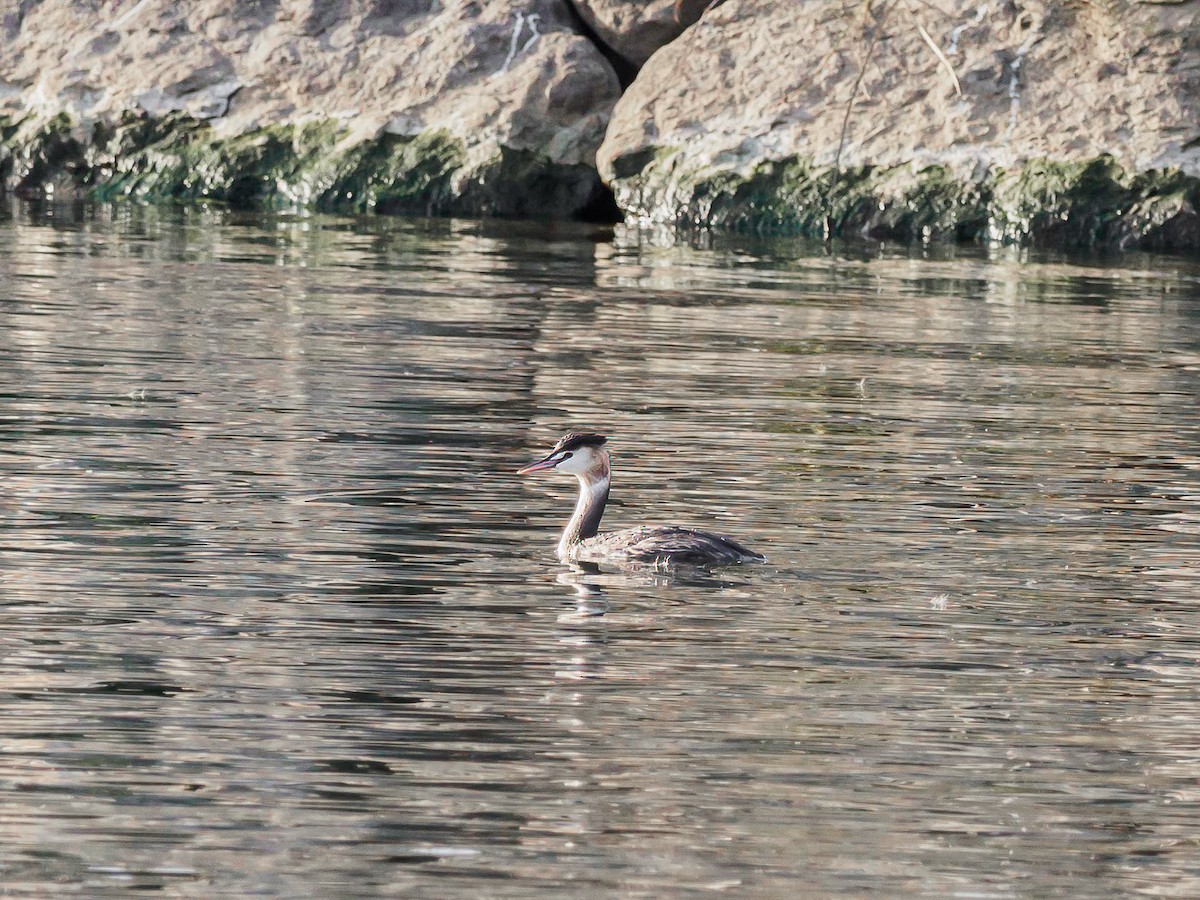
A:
90 118 467 213
607 145 1200 251
1 113 605 218
988 158 1200 252
0 113 89 199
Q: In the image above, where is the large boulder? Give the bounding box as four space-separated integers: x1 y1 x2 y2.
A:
570 0 709 69
598 0 1200 250
0 0 621 216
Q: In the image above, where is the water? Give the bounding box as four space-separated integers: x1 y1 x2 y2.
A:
1 203 1199 898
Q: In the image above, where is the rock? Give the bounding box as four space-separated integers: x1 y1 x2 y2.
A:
2 0 1197 249
570 0 707 69
597 0 1200 250
0 0 621 217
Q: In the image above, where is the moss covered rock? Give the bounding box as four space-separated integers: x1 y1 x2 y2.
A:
0 111 610 218
608 145 1200 250
599 0 1200 251
0 0 620 218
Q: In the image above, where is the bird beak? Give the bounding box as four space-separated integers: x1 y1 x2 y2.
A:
517 452 560 475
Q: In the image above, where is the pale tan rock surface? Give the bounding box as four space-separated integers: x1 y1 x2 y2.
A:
0 0 620 214
597 0 1200 248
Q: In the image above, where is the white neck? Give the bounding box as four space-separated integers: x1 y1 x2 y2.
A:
557 473 610 560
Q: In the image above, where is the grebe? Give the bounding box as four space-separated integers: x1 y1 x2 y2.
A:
518 432 764 568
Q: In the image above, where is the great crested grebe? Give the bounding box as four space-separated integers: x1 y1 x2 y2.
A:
518 432 764 568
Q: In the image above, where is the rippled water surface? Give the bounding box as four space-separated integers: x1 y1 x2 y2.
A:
2 204 1199 897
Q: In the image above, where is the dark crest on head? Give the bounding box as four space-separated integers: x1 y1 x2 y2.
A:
555 432 608 452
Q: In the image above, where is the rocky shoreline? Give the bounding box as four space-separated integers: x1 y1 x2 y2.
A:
2 0 1198 251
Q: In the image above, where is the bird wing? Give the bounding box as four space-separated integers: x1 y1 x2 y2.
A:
580 525 762 567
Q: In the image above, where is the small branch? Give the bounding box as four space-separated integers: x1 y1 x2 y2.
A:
915 20 962 96
832 0 888 175
825 0 890 240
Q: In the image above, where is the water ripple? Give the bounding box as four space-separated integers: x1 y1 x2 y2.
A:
1 206 1199 896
